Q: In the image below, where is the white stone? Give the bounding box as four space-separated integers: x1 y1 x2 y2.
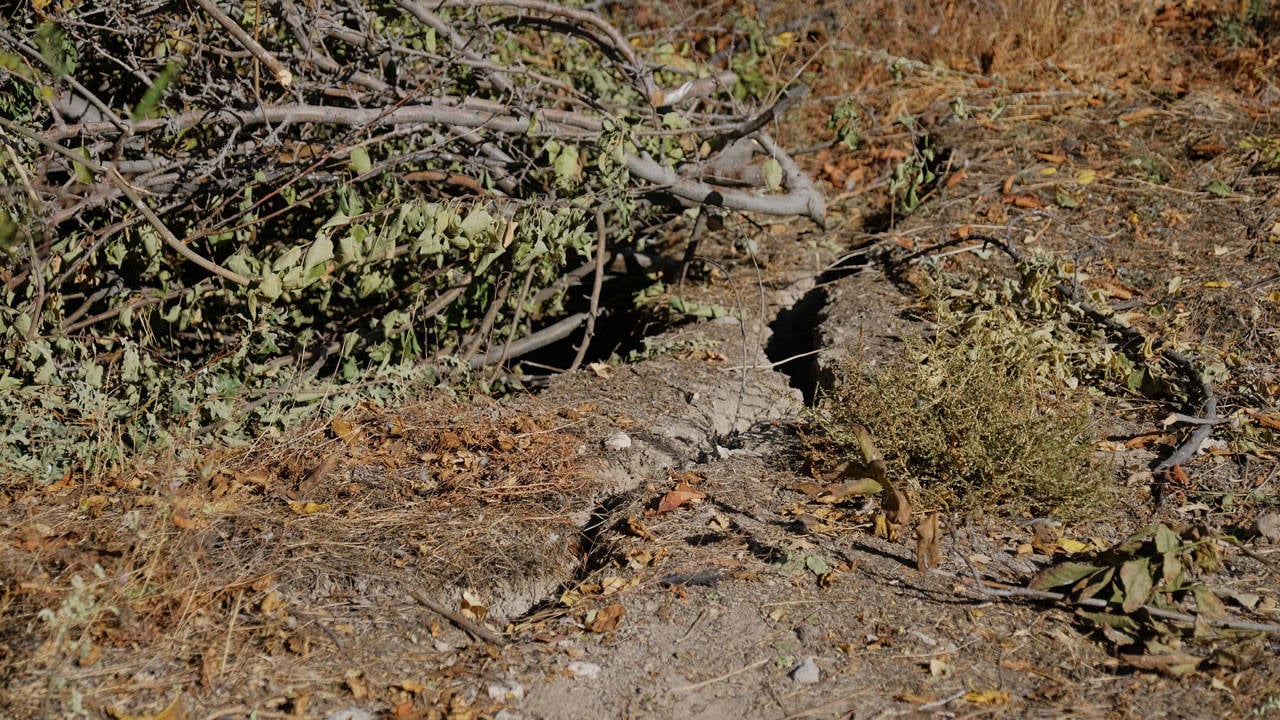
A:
567 660 602 680
790 657 820 685
487 679 525 701
603 432 632 451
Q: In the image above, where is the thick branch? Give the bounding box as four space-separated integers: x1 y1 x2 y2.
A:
53 101 825 224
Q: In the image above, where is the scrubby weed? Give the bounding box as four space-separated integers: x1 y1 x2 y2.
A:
816 331 1111 519
811 255 1132 518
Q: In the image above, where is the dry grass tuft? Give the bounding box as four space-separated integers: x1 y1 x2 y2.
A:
813 332 1114 519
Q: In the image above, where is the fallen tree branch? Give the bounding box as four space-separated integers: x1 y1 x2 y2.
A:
471 312 588 369
956 551 1280 634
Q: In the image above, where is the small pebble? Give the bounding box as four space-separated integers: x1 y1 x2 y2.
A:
567 660 602 680
487 679 525 701
1256 512 1280 543
326 710 374 720
603 432 632 451
795 624 821 644
790 657 820 685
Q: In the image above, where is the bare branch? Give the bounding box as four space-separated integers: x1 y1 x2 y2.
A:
191 0 295 88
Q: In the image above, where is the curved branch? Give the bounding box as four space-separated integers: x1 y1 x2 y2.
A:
107 168 252 286
626 151 825 226
440 0 657 101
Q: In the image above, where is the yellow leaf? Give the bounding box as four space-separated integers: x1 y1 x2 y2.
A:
1059 538 1090 554
600 575 638 595
331 415 358 443
1202 280 1232 288
964 689 1010 704
1075 169 1097 185
393 679 428 694
771 31 795 49
287 501 328 515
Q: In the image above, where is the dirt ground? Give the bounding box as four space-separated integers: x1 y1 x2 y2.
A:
5 2 1280 719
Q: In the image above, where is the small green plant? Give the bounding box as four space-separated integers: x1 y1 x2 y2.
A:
888 126 944 216
813 256 1129 517
827 99 861 151
1239 135 1280 173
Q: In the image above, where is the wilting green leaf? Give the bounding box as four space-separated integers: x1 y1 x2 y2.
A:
1153 524 1180 555
1160 552 1184 590
131 59 181 122
805 554 831 576
1078 566 1115 601
304 235 333 273
1205 180 1232 197
1030 561 1103 591
1191 586 1228 619
73 147 94 185
762 157 783 191
1119 558 1153 613
459 207 495 240
258 273 282 301
554 144 580 189
349 146 372 174
272 246 301 272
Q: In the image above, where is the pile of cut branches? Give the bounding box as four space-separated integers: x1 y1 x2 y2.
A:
0 0 823 480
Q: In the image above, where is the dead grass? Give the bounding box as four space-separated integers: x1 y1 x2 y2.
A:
0 393 593 717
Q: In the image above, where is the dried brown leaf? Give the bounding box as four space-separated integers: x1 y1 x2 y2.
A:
1120 651 1202 676
915 512 941 571
587 603 625 633
658 483 706 512
816 478 882 503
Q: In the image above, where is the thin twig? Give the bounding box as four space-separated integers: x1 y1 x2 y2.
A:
567 207 608 372
408 589 506 646
192 0 294 87
106 168 252 286
671 658 768 693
